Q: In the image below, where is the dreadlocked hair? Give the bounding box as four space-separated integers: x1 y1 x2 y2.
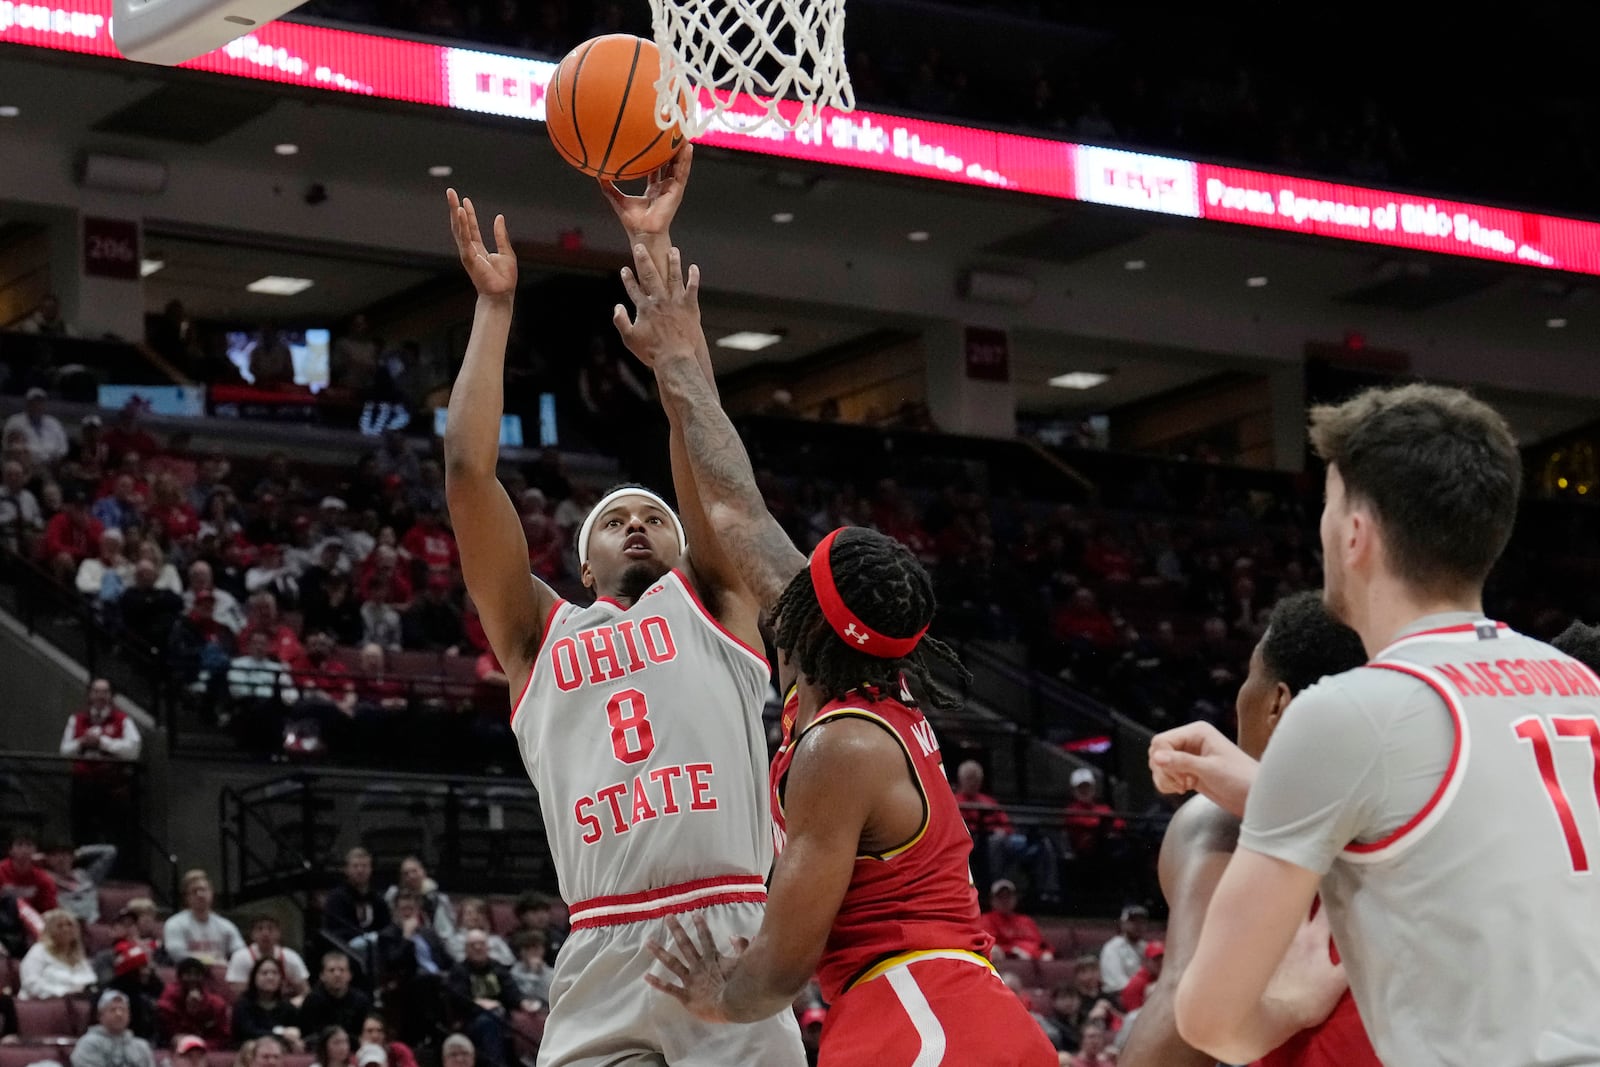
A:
772 526 971 711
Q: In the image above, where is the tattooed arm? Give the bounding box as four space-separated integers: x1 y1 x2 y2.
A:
612 244 806 614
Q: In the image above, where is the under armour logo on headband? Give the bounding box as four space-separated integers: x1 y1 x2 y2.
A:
845 623 870 646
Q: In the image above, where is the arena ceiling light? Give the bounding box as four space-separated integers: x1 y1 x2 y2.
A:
429 165 454 177
771 212 795 224
716 331 784 351
1548 317 1568 328
274 143 299 156
1124 259 1146 271
0 106 18 118
246 276 315 296
1048 372 1109 390
140 259 166 277
1246 275 1269 287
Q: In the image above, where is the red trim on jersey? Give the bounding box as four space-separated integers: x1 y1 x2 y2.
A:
1343 661 1465 855
569 890 768 931
1376 620 1507 657
669 568 769 668
566 873 767 930
595 596 625 609
510 600 567 725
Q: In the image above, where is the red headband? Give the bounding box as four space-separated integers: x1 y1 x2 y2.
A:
809 528 929 659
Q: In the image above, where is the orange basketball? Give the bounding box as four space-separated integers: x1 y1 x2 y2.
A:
546 34 685 182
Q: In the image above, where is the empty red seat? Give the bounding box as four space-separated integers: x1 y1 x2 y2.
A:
509 1007 546 1061
1036 957 1079 991
283 1055 315 1067
0 1045 69 1067
994 957 1039 988
15 999 79 1040
82 922 119 955
97 883 153 920
208 1052 237 1067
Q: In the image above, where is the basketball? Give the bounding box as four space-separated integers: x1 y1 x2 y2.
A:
546 34 685 182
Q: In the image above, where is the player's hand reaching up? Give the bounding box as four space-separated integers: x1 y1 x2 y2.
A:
614 243 702 369
446 189 518 300
644 913 745 1023
600 144 694 239
1148 721 1258 817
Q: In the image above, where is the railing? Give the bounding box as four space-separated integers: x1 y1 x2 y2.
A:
219 769 557 907
0 752 179 901
0 548 176 735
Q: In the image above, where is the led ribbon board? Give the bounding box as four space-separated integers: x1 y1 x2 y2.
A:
5 0 1599 275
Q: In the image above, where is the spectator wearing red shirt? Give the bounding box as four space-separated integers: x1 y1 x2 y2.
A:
1118 940 1162 1012
156 956 231 1048
147 474 200 543
1051 587 1120 650
41 488 103 582
355 644 409 712
461 594 489 654
976 879 1053 961
519 492 563 583
1064 768 1124 859
292 632 357 715
102 409 160 467
953 759 1012 838
238 592 304 665
0 831 59 913
400 507 459 577
358 547 414 607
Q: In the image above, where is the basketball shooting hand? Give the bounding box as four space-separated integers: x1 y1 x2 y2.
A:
1148 721 1258 817
644 913 745 1024
613 244 702 369
1262 908 1348 1031
446 189 518 301
600 143 694 238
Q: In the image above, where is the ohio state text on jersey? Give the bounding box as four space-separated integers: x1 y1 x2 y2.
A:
512 570 773 905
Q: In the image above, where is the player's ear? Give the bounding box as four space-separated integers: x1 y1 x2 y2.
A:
1268 680 1292 729
579 560 595 591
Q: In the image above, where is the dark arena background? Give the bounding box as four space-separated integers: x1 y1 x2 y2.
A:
2 2 1600 1064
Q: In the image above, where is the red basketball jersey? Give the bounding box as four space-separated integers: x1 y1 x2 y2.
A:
769 687 993 1002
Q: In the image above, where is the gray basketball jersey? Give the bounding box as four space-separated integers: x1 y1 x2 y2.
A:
512 569 774 905
1323 622 1600 1067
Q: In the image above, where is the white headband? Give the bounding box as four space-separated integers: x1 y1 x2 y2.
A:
577 487 687 566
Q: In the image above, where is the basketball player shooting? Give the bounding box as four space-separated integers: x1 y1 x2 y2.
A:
442 182 803 1066
1149 385 1600 1066
1119 592 1374 1067
610 242 1057 1065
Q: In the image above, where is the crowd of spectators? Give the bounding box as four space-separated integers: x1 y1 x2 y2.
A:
285 0 1599 217
0 834 1162 1066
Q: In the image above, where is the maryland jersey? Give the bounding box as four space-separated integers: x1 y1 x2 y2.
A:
512 570 773 905
770 687 992 1002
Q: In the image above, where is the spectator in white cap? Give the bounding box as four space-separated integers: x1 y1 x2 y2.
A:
4 388 69 466
355 1044 388 1067
976 879 1054 961
1064 766 1124 861
1098 904 1150 995
441 1033 475 1067
173 1035 210 1067
70 989 155 1067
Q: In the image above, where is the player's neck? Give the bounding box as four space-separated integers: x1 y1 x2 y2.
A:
1354 573 1484 656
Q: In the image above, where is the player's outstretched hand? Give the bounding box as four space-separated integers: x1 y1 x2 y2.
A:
1262 908 1348 1031
446 189 518 300
613 243 702 369
1148 721 1258 817
600 143 694 239
644 913 745 1024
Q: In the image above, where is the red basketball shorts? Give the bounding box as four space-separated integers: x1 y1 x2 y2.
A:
819 951 1058 1067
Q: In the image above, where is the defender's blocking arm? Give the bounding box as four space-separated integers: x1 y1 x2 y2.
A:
613 243 806 614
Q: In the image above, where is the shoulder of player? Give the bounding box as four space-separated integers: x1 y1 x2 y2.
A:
1165 795 1242 858
790 711 907 782
1281 664 1430 725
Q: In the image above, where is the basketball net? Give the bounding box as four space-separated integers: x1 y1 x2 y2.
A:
649 0 855 139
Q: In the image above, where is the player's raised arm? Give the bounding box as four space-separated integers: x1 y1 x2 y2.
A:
600 147 762 641
442 191 556 684
613 242 806 614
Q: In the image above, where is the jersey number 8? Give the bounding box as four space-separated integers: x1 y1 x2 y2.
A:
607 688 657 764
